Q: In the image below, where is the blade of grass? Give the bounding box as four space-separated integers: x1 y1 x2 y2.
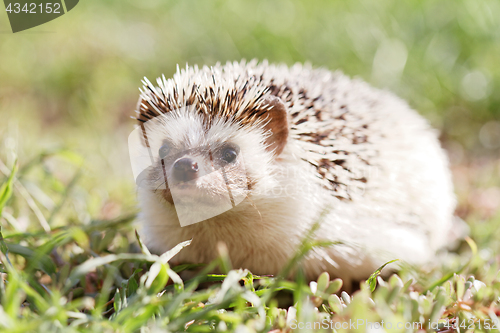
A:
0 160 16 217
366 259 400 292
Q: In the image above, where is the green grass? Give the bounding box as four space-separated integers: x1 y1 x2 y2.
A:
1 149 500 333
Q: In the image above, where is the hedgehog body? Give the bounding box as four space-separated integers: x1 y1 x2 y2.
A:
131 60 455 284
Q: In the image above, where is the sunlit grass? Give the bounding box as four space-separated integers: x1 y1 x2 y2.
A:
1 147 500 332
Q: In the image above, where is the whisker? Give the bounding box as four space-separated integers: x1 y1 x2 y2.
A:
154 181 167 192
245 195 262 222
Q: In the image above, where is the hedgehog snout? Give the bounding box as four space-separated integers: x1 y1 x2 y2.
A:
173 157 199 182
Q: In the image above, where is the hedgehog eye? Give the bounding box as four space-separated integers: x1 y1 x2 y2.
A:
158 144 170 160
220 145 239 164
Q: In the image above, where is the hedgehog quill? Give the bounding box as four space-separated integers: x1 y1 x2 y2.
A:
129 60 457 285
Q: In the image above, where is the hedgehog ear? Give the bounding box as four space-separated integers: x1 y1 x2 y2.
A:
262 96 289 156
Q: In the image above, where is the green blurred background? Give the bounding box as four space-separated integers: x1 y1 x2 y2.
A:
0 0 499 227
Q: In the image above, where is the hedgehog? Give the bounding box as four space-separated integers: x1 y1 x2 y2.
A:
129 60 457 286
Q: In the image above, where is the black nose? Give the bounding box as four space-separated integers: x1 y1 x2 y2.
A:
173 158 199 182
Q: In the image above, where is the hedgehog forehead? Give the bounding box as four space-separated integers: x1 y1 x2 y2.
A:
145 107 250 152
141 109 200 150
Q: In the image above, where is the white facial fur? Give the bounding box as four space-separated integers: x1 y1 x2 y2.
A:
140 107 280 215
